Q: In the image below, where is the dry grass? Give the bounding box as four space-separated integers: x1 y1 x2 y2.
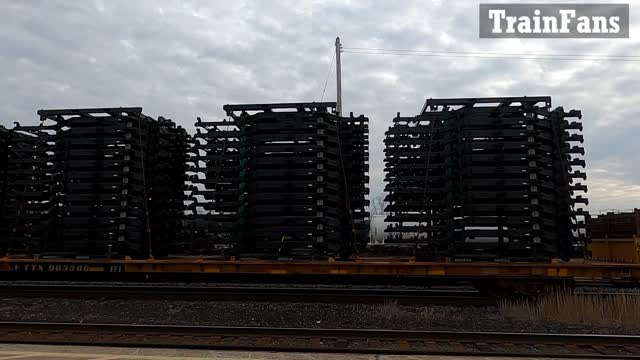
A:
500 289 640 327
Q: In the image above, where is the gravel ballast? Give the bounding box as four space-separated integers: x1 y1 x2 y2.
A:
0 297 635 335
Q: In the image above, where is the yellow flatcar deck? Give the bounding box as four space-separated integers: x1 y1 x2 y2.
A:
0 257 638 283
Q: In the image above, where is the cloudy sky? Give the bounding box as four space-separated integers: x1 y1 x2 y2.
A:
1 0 638 213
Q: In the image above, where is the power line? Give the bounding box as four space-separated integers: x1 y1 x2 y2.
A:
341 49 640 62
320 51 335 101
342 46 640 59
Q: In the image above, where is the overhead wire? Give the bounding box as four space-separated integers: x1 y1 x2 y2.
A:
341 47 640 62
320 51 336 101
342 46 640 58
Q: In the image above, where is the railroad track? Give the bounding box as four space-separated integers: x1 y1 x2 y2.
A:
0 322 638 358
0 283 490 304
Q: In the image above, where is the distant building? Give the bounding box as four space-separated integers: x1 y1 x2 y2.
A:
369 215 386 244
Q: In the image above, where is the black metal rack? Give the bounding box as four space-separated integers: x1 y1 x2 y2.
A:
189 102 369 258
0 126 8 240
383 97 588 260
0 123 53 255
0 97 590 262
186 115 241 254
0 108 189 258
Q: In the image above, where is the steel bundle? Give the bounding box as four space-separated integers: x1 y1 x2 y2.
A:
0 126 8 234
186 115 240 254
383 97 588 260
0 108 189 258
190 102 369 258
590 209 640 239
144 116 190 256
1 97 592 262
0 123 53 254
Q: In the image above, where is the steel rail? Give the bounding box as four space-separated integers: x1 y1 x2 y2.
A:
0 322 637 358
0 284 490 305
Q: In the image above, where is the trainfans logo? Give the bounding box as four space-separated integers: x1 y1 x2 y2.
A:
479 3 629 38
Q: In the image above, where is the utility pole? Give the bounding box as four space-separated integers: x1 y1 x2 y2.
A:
335 36 342 115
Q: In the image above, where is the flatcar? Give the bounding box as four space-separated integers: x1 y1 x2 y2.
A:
1 256 638 296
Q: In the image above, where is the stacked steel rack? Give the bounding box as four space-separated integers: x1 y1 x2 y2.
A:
337 111 370 246
1 97 592 262
144 116 190 256
40 108 150 256
190 102 369 258
0 108 188 258
0 126 8 231
0 123 53 255
383 97 588 260
186 115 240 254
590 209 640 239
590 209 640 263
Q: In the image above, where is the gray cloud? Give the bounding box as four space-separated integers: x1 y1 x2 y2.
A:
0 0 638 211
